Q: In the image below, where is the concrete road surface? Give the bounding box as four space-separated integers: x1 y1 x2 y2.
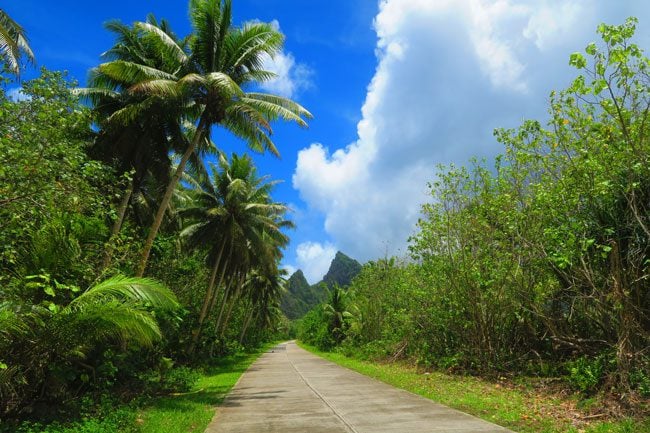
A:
205 341 514 433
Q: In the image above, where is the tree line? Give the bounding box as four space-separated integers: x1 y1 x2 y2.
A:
300 18 650 399
0 0 309 424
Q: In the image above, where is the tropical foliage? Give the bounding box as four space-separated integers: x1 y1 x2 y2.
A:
0 8 33 75
1 0 305 428
301 18 650 400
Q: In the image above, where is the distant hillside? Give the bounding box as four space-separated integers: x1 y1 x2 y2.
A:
281 251 362 319
322 251 362 288
280 270 314 319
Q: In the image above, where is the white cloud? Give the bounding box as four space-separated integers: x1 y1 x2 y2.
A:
6 87 31 102
523 1 586 50
293 0 650 262
261 51 312 98
295 241 337 284
258 20 313 98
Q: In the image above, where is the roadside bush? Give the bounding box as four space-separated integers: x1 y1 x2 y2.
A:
567 356 608 393
630 366 650 397
159 366 200 393
299 307 334 350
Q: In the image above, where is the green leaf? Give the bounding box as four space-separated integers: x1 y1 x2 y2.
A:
44 286 56 297
569 52 587 69
593 79 607 95
585 42 597 56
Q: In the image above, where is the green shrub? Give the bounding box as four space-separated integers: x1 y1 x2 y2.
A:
159 366 200 393
567 356 605 393
630 367 650 397
298 307 334 350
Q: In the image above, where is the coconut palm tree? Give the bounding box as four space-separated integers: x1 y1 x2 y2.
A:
78 17 189 269
239 268 287 344
324 286 352 345
80 16 221 270
180 152 292 355
0 9 34 76
95 0 310 277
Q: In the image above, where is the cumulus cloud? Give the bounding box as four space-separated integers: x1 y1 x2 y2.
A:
295 241 337 284
259 20 313 98
292 0 650 263
261 51 313 98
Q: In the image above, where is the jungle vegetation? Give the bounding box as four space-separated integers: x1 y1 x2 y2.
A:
0 0 309 429
299 18 650 407
1 1 649 430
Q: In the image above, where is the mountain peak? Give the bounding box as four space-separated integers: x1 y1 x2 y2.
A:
322 251 362 288
281 252 362 319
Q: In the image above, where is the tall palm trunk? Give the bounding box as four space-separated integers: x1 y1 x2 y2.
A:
187 250 221 356
209 271 244 357
220 272 245 337
214 281 233 338
209 243 235 333
136 117 206 277
239 306 255 344
208 241 233 314
101 175 136 270
209 279 234 357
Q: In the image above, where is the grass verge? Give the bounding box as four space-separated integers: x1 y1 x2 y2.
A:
130 342 277 433
298 342 649 433
5 343 275 433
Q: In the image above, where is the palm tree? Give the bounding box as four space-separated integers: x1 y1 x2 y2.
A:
0 9 34 76
0 275 178 414
324 286 352 345
96 0 311 277
78 16 194 269
239 268 287 344
180 152 292 355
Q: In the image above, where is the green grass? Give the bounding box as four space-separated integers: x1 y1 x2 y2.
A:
298 343 649 433
130 343 276 433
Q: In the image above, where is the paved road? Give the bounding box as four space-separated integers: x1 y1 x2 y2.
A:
205 341 513 433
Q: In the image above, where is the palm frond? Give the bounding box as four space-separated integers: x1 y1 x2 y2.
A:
135 21 189 67
99 60 177 84
222 107 278 155
226 23 283 75
0 9 34 75
245 92 312 121
240 97 309 127
69 275 179 311
205 71 244 97
67 300 162 347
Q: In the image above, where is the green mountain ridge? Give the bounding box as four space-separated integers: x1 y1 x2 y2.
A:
281 251 361 319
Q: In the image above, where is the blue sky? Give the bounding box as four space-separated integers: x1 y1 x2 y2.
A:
6 1 650 283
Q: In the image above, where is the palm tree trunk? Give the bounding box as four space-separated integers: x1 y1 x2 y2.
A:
209 280 234 358
209 243 234 331
214 282 233 338
220 272 245 337
208 255 230 315
239 307 255 345
187 248 222 356
101 176 136 270
136 118 206 277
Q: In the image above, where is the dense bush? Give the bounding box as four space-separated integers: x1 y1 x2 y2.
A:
299 306 335 350
2 1 305 428
305 19 650 397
